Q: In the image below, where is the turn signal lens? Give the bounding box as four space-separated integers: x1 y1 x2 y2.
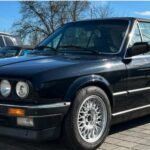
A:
8 108 25 116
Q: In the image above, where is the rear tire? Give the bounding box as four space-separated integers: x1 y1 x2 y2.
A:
63 86 111 150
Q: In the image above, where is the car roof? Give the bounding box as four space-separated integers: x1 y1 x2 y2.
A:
69 17 150 23
0 32 15 37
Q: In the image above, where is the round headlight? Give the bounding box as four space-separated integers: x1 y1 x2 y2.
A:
0 80 11 97
16 81 29 98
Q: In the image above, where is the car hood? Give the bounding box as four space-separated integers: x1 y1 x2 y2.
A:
0 55 121 81
0 55 58 67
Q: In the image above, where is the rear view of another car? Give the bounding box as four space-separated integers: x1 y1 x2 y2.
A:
0 32 21 48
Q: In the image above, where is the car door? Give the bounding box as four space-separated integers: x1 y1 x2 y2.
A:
138 22 150 103
125 22 150 110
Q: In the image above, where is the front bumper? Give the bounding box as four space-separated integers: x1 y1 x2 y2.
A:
0 126 59 141
0 102 70 140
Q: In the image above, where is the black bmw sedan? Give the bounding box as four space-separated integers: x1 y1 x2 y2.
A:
0 17 149 150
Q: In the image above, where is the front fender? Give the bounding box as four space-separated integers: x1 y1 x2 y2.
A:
65 75 112 102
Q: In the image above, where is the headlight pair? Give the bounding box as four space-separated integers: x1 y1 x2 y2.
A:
0 80 29 98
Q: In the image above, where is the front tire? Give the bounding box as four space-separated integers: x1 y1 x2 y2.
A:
63 86 111 150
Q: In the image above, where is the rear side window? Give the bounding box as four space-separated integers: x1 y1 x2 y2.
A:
4 36 14 46
0 36 5 47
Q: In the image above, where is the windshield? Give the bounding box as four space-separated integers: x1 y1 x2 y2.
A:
36 20 129 55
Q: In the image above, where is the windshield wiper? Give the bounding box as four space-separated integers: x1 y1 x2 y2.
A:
58 45 84 49
29 45 58 56
35 45 57 52
58 45 101 55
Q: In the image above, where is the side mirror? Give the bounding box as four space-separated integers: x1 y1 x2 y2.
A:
127 42 150 57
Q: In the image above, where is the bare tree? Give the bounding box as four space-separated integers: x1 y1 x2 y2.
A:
68 1 89 21
90 2 114 19
13 1 90 45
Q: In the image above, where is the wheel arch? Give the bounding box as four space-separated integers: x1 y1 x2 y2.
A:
64 75 113 108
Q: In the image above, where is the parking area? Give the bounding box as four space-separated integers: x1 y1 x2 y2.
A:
99 115 150 150
1 115 150 150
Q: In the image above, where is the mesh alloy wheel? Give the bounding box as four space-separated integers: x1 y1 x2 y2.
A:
77 95 107 143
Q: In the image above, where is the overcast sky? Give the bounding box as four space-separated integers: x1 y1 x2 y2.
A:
1 1 150 33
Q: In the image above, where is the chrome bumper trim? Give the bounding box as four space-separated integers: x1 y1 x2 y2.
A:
0 102 71 109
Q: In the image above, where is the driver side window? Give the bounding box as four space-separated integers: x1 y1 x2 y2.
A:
139 22 150 55
129 24 142 47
